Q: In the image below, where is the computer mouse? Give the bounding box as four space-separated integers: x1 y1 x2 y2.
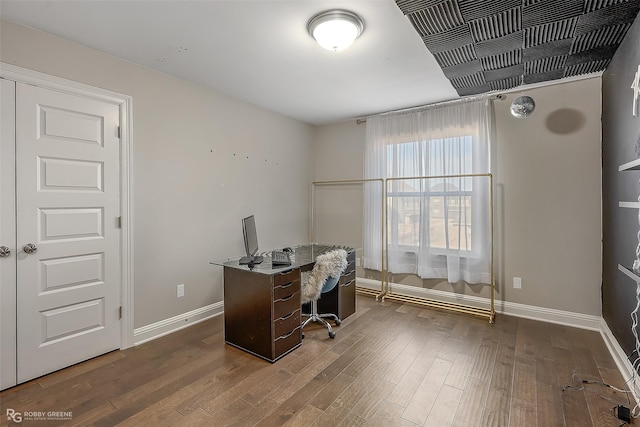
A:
283 247 292 253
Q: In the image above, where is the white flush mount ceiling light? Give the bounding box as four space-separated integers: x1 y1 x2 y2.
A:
308 10 364 52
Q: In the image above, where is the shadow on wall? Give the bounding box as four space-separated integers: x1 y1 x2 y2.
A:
545 108 586 135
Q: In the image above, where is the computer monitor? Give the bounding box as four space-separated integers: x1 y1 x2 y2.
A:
239 215 263 265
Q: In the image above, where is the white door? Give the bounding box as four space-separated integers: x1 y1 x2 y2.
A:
0 79 17 390
15 82 122 383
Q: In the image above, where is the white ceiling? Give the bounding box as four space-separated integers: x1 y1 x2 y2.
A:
0 0 459 125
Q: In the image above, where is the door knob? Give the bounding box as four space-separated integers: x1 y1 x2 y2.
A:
0 246 9 257
23 243 37 254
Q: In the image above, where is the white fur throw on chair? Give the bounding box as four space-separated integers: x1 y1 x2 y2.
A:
301 249 348 304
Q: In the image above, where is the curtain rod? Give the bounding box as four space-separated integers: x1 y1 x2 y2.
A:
356 92 505 125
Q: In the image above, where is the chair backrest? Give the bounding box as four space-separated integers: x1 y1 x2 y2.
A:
301 249 348 304
321 275 340 294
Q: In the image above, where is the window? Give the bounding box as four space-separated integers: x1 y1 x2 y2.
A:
387 136 474 254
363 98 492 284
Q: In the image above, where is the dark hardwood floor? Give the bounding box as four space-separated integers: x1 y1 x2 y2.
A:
0 295 634 426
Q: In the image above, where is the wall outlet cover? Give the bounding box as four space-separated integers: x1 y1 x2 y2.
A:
513 277 522 289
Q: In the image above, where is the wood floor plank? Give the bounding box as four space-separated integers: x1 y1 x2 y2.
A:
444 352 474 391
536 384 565 427
369 401 420 427
469 336 499 383
424 384 463 427
536 357 560 387
383 338 430 384
511 355 536 404
452 376 490 427
347 376 396 421
480 407 509 427
0 295 632 427
282 403 325 426
560 385 594 427
309 372 356 411
402 357 452 425
386 335 441 407
509 399 536 427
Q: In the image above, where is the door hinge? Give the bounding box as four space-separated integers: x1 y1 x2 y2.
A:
117 126 121 138
119 306 123 319
117 216 122 228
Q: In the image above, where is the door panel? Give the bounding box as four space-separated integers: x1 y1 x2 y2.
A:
39 207 104 241
0 79 17 390
16 83 121 383
39 157 104 191
40 253 104 293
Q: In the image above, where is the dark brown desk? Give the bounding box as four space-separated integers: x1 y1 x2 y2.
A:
212 244 356 362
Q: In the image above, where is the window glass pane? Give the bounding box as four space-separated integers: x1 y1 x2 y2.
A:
386 134 474 253
429 196 446 249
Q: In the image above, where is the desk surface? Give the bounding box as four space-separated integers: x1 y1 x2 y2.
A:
210 243 353 274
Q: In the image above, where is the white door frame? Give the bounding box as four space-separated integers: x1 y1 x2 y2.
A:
1 62 134 349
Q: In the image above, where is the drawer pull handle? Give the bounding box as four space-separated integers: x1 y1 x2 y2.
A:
277 281 295 289
278 312 294 321
276 294 294 303
278 269 294 275
277 328 299 340
341 279 355 287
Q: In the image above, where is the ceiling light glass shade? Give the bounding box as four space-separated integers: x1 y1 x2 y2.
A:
510 96 536 118
308 10 364 52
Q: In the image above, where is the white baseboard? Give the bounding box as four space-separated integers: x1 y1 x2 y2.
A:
600 320 640 405
133 302 224 345
357 278 602 330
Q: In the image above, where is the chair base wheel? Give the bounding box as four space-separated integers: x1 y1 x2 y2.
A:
335 319 341 326
328 331 336 339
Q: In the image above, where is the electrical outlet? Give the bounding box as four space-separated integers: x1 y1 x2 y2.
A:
513 277 522 289
177 283 185 297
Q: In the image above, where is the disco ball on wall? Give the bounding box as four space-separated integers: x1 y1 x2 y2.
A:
510 96 536 118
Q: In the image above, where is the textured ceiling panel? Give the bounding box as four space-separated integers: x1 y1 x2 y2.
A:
442 60 483 79
421 25 475 53
522 0 584 28
433 44 477 67
481 50 522 70
474 32 523 57
395 0 640 95
524 18 579 47
458 0 521 21
571 23 631 53
468 8 521 42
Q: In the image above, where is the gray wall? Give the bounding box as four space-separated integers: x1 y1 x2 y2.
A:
313 78 603 316
311 121 366 250
602 15 640 355
1 19 314 328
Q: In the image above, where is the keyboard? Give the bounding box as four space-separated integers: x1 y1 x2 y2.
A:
271 250 291 266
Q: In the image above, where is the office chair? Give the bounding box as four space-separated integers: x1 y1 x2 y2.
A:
300 249 348 339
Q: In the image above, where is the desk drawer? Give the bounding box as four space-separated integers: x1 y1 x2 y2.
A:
274 291 300 319
341 270 356 285
274 309 300 338
274 326 301 359
274 280 298 300
274 269 299 286
345 260 356 274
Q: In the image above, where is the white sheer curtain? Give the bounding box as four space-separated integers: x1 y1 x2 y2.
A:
363 98 493 284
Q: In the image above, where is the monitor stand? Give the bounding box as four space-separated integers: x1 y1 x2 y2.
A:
239 255 264 265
